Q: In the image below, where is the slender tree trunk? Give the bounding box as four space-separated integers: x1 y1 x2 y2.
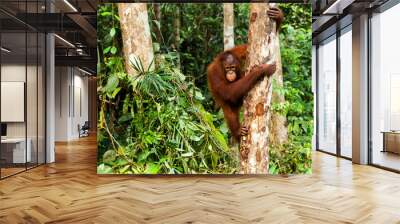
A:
152 3 163 68
223 3 234 50
240 3 280 174
270 38 288 145
153 3 162 45
118 3 154 75
173 4 181 69
223 3 235 144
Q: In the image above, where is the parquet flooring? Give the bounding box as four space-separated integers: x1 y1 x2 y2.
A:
1 135 400 223
0 167 26 178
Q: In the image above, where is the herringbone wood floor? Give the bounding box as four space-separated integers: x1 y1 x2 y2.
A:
1 136 400 224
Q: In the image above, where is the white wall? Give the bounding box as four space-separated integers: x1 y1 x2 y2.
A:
55 66 89 141
1 65 38 137
71 72 89 138
1 65 26 139
55 66 69 141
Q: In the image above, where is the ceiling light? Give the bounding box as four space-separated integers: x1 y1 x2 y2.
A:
323 0 341 14
54 34 75 48
76 48 88 56
78 67 93 76
63 0 78 12
1 47 11 53
322 0 355 15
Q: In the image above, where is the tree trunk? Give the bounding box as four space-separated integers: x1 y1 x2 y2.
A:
240 3 280 174
118 3 154 76
153 3 163 45
223 3 234 50
173 4 181 70
152 3 163 68
270 37 288 146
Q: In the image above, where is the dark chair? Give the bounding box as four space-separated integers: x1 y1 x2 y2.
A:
79 121 90 138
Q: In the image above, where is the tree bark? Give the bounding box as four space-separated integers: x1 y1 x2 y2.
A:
152 3 163 68
153 3 163 45
118 3 154 76
270 37 288 146
173 4 181 69
240 3 280 174
223 3 235 50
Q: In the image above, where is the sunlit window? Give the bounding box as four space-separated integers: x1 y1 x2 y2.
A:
318 35 337 154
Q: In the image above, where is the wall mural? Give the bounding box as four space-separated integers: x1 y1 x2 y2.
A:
97 3 312 175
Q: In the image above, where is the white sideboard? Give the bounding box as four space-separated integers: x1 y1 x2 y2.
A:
1 138 32 163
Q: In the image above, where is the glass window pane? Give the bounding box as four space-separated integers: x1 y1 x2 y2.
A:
38 32 45 165
0 0 46 179
340 27 352 158
1 30 27 177
371 4 400 171
27 31 38 169
318 35 337 154
26 0 40 169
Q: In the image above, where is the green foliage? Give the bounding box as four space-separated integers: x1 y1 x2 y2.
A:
234 4 313 174
148 3 224 111
269 140 312 175
97 58 239 174
234 4 250 45
270 4 313 174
